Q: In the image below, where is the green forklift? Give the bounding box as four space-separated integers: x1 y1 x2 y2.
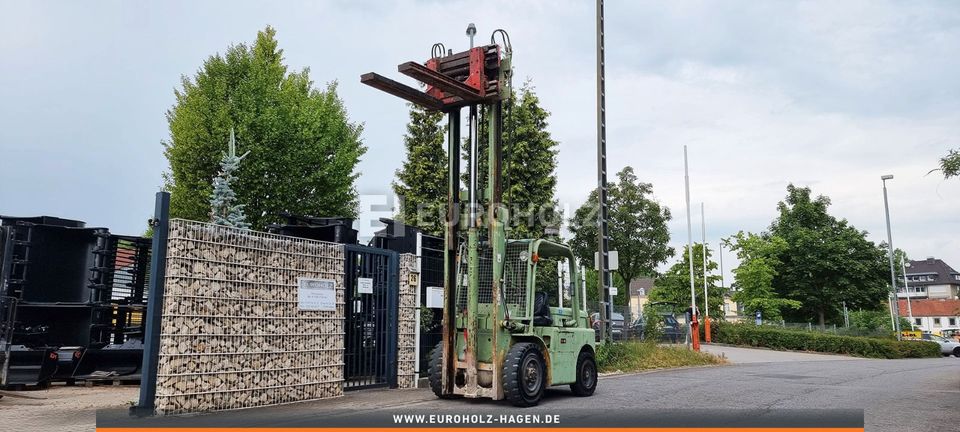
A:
362 28 597 406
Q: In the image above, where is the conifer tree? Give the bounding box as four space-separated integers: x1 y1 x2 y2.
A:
392 104 447 235
209 129 251 229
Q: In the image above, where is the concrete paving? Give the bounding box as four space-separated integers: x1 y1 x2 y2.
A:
100 347 960 432
701 344 863 363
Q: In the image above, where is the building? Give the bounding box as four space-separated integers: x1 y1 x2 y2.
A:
629 278 741 321
898 298 960 334
722 294 742 322
896 257 960 300
629 277 654 318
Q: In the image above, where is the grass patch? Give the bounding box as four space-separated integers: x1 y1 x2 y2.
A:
712 322 941 359
596 341 725 374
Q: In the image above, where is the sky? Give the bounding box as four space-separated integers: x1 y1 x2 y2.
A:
1 0 958 283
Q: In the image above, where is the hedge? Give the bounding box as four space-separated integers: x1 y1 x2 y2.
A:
710 322 941 359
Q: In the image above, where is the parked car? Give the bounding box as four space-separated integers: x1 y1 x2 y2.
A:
629 313 684 343
921 333 960 357
940 328 960 343
591 312 624 341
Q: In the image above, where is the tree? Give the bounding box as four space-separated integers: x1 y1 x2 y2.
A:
164 27 365 229
466 81 561 238
724 231 799 321
581 268 630 308
769 185 889 326
209 128 251 229
392 104 447 235
934 149 960 179
569 166 674 292
648 243 725 317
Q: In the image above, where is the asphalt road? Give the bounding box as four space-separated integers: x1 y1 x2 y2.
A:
101 347 960 432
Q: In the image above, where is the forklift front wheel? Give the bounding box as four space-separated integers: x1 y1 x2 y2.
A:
428 342 456 399
569 349 597 396
503 342 545 407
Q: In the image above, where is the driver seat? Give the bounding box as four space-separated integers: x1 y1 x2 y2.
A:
533 291 553 326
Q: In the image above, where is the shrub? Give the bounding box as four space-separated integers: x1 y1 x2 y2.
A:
712 322 940 359
596 341 724 373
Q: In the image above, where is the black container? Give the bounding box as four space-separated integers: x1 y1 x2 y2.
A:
19 225 103 304
0 215 85 228
267 214 358 244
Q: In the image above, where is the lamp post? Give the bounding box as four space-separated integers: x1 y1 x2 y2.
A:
902 257 914 330
701 203 710 343
881 175 902 340
684 146 699 351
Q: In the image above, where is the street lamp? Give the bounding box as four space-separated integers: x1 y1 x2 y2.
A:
902 258 914 330
881 175 902 340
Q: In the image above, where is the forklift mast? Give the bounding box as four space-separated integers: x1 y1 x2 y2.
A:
362 30 515 399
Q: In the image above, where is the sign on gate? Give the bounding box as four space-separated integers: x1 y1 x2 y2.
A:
357 277 374 294
426 286 444 308
297 278 337 311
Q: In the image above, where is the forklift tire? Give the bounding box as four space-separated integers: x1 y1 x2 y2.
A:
569 350 597 396
428 342 454 399
503 342 545 407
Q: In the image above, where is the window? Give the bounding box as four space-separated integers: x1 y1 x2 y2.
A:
951 318 957 326
915 318 922 325
933 318 941 327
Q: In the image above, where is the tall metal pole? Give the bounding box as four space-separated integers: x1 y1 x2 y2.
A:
901 256 914 330
881 175 902 340
684 146 699 350
596 0 612 340
701 203 710 343
719 241 725 292
133 191 170 416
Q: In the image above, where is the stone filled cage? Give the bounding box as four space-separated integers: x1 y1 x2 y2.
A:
154 219 345 414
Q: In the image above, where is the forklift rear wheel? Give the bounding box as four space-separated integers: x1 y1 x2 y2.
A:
503 342 545 407
569 350 597 396
428 342 455 399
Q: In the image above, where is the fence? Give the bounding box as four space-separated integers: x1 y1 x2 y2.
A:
396 254 417 388
154 219 345 414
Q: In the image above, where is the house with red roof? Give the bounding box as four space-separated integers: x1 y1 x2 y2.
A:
898 298 960 334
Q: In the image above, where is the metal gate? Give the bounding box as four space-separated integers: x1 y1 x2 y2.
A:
417 237 444 378
343 244 398 390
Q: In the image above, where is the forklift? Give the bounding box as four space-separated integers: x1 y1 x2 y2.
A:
362 27 597 406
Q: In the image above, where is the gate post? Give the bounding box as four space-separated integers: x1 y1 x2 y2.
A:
131 192 169 416
387 250 400 388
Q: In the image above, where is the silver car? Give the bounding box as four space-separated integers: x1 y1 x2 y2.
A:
922 334 960 357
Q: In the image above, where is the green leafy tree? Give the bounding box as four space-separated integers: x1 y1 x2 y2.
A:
724 231 799 321
392 104 447 235
164 27 365 229
934 149 960 179
649 243 725 317
209 128 251 229
769 185 889 326
582 268 629 307
569 166 674 298
849 310 909 333
467 81 561 238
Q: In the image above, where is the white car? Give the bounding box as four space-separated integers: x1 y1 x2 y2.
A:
921 334 960 357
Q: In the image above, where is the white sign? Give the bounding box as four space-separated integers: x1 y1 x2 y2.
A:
358 277 374 294
594 250 619 271
297 278 337 311
427 286 444 309
610 286 618 296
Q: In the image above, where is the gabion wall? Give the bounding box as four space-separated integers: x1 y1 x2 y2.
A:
155 220 345 414
396 253 418 389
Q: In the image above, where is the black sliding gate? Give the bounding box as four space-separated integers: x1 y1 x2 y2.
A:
343 244 398 390
417 239 444 378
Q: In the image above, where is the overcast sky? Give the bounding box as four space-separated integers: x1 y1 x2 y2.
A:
1 0 958 282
